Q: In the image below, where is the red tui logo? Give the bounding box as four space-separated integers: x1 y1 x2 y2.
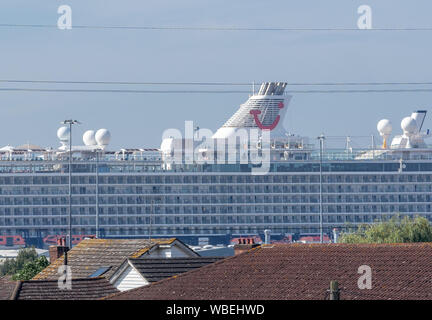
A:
250 101 284 130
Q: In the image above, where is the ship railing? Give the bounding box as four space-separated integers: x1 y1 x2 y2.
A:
272 147 432 161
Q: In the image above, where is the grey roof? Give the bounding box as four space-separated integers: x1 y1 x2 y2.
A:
0 276 16 300
128 257 222 283
13 277 118 300
195 247 234 257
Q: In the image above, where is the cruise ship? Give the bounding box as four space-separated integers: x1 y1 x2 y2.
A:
0 81 431 247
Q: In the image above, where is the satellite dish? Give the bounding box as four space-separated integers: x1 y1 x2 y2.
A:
95 129 111 146
401 117 417 134
377 119 392 135
57 126 70 141
83 130 97 146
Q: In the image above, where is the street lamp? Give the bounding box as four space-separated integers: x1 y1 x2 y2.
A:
61 120 80 249
95 149 100 238
317 133 325 244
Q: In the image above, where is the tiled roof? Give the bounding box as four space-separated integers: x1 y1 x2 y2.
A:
107 243 432 300
0 276 16 300
128 257 222 283
34 238 177 280
12 277 118 300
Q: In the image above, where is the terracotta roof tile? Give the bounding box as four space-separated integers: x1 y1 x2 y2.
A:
108 243 432 300
34 238 176 280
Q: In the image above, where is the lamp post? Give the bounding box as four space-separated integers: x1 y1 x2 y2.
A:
317 134 325 244
61 120 80 249
95 148 100 238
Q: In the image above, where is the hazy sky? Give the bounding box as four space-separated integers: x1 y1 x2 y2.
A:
1 0 431 149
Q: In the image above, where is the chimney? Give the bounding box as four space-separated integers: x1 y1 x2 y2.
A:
264 229 271 244
332 228 339 243
233 238 260 255
48 237 69 264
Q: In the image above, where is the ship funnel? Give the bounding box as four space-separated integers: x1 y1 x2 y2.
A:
213 82 290 139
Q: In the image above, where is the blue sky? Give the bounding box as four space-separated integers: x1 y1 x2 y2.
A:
0 0 431 149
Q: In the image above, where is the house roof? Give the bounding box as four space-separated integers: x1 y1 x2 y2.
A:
33 238 181 280
107 243 432 300
11 277 118 300
124 257 222 283
0 276 16 300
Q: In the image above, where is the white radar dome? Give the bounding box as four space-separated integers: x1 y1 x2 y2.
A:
377 119 392 135
57 126 70 141
83 130 97 146
401 117 417 134
95 129 111 146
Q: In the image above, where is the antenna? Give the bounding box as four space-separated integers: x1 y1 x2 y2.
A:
345 136 352 153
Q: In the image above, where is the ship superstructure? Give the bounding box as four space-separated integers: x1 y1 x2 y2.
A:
0 82 431 246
